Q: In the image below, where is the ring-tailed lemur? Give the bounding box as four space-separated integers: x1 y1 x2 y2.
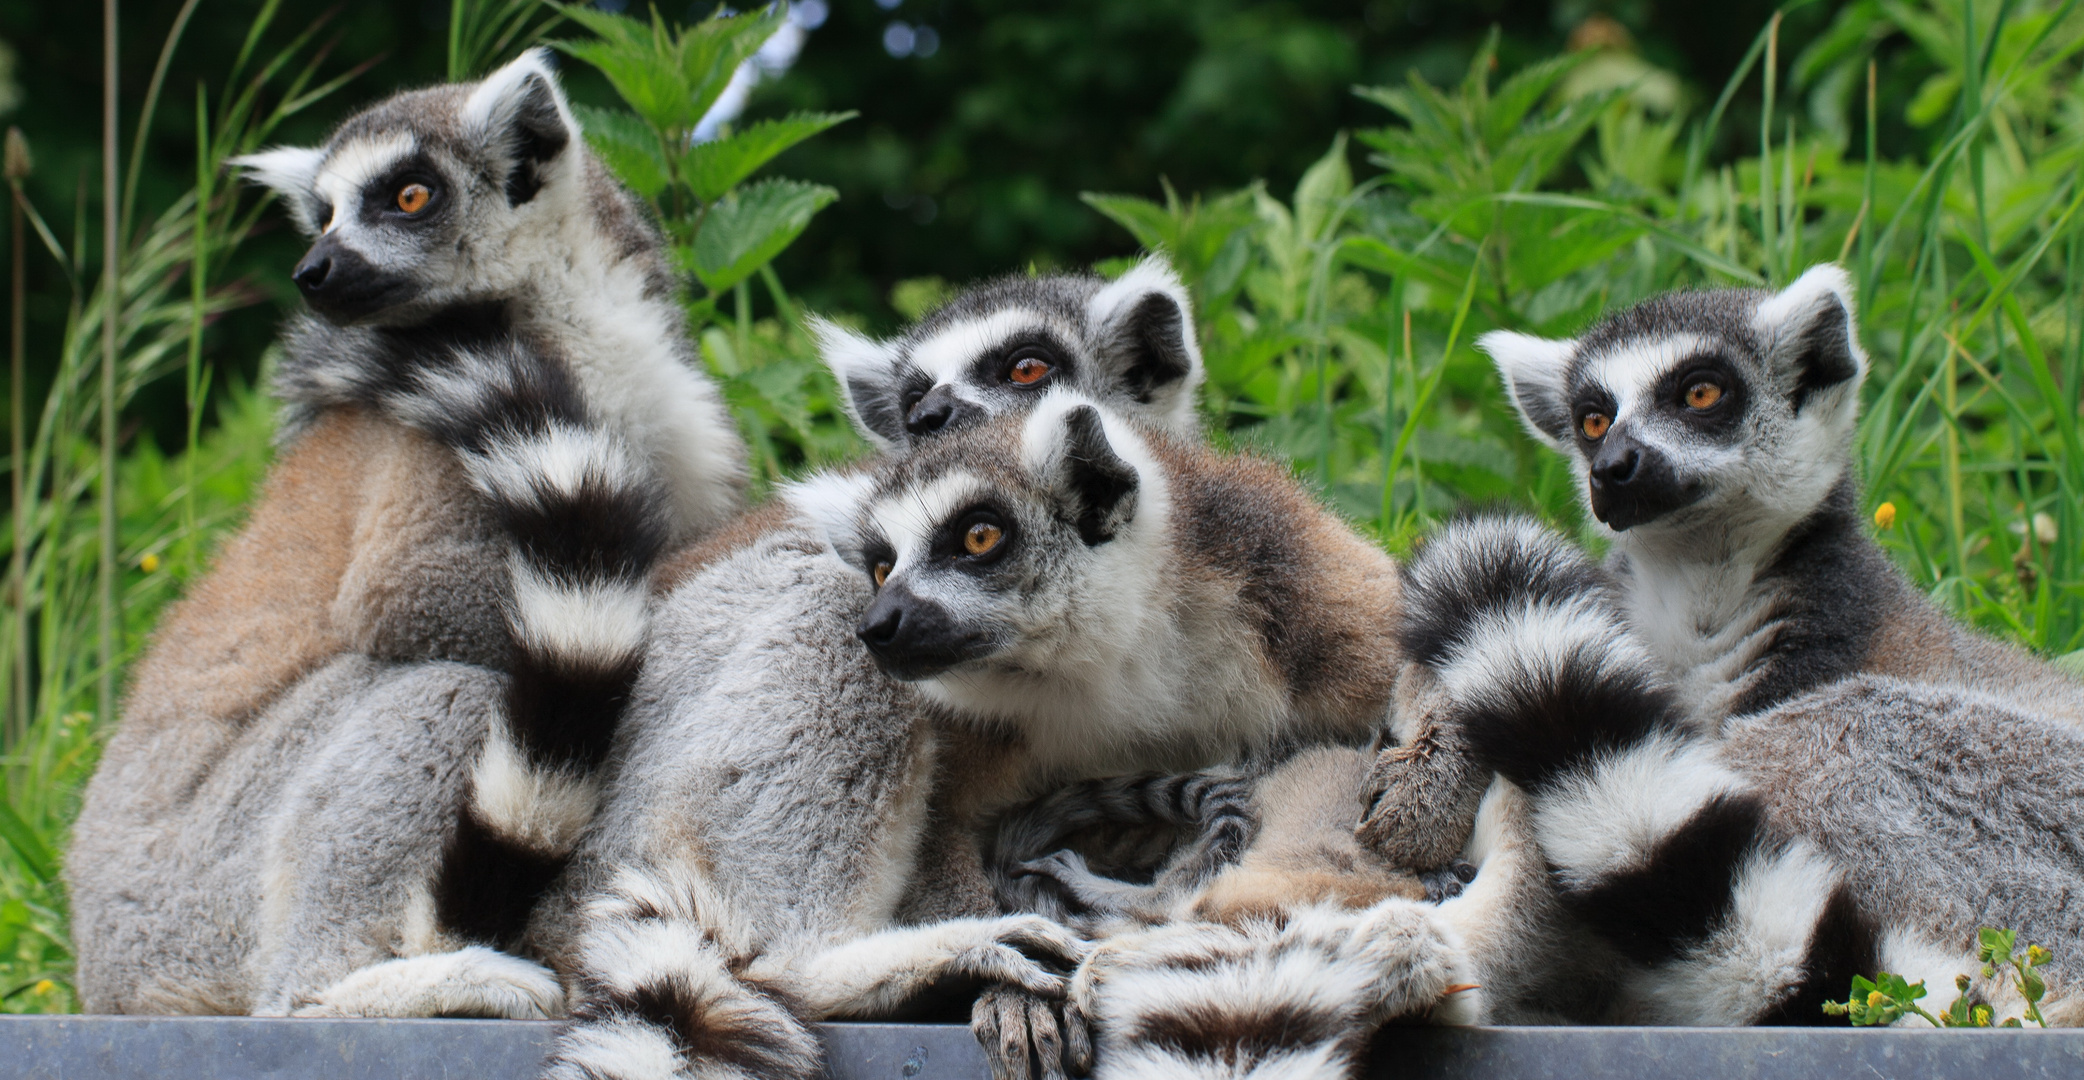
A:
1346 266 2084 1024
1389 514 2084 1024
530 389 1425 1080
67 50 744 1017
809 259 1204 451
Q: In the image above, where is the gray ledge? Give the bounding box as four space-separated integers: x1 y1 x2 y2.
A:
5 1015 2084 1079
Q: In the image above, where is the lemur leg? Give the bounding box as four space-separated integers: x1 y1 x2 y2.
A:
291 946 563 1019
1357 660 1492 880
1012 850 1172 926
1070 898 1478 1080
249 659 506 1016
742 915 1086 1019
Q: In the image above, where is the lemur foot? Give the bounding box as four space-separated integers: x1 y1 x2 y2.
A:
1419 860 1479 903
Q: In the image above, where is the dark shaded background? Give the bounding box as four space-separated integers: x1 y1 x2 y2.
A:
1 0 1892 446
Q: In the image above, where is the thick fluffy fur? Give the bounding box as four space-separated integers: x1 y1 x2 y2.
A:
1381 513 2084 1024
532 395 1414 1079
1068 899 1479 1080
67 52 744 1015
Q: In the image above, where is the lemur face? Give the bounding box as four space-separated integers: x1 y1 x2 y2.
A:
811 257 1205 450
787 392 1158 682
233 50 581 325
1480 265 1868 537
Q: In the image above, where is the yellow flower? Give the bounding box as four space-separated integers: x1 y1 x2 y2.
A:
139 553 160 573
1873 502 1897 530
31 979 52 996
1867 990 1886 1008
2028 944 2052 966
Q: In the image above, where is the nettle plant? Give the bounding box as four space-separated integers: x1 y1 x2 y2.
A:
550 4 861 480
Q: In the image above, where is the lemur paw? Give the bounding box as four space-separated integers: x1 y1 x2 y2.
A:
974 984 1083 1080
289 946 566 1019
1419 860 1479 903
960 915 1089 998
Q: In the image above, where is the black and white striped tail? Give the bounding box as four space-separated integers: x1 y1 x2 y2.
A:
1077 900 1478 1079
542 867 822 1080
993 770 1255 923
376 338 670 947
1399 514 1877 1025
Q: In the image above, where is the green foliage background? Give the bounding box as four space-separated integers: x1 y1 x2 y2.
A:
0 0 2078 1011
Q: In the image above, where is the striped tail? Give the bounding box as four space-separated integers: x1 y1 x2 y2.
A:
1073 899 1478 1080
541 866 822 1080
993 770 1256 926
1397 514 1877 1025
375 338 671 947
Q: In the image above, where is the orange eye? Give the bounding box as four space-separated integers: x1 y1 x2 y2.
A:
1008 356 1051 385
873 561 892 587
396 183 431 214
963 521 1004 556
1580 413 1611 440
1686 382 1724 409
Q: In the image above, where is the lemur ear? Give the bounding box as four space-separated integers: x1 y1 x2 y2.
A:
1035 402 1141 545
463 48 575 206
779 468 878 563
1085 255 1205 434
1477 330 1578 450
808 316 907 450
1755 264 1867 411
228 146 327 236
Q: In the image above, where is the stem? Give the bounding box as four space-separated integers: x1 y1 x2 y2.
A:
8 175 23 753
185 83 208 572
98 0 119 727
1759 12 1780 282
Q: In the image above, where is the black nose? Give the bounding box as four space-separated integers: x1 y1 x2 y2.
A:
855 585 992 680
1592 444 1641 486
905 385 958 436
858 605 903 651
292 253 333 294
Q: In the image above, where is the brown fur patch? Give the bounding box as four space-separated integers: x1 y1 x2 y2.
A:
121 410 382 735
652 499 802 594
1151 437 1404 742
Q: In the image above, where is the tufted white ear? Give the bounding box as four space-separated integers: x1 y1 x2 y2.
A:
1754 263 1867 412
1020 391 1147 546
1085 254 1205 435
807 315 906 451
463 48 578 206
1477 330 1579 450
229 146 327 236
780 467 880 563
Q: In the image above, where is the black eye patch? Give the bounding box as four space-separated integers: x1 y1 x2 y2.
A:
965 328 1077 389
1650 354 1746 437
358 154 449 226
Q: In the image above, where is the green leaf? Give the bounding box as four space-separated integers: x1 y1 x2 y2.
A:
574 104 670 201
1979 927 2017 966
1294 132 1352 244
683 111 856 203
551 3 781 135
0 802 55 884
692 178 838 292
1081 193 1176 252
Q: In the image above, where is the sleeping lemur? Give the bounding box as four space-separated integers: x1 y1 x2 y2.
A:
527 389 1461 1080
67 50 745 1018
